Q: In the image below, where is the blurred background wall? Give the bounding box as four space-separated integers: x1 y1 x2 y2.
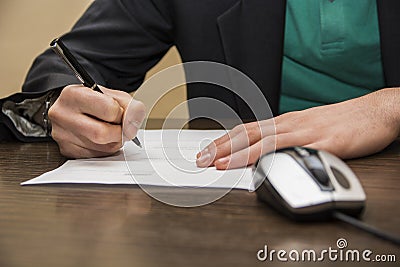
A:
0 0 188 119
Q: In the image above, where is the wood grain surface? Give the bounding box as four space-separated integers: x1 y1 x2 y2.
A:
0 120 399 267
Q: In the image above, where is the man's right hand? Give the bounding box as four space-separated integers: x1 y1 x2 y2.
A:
48 85 146 158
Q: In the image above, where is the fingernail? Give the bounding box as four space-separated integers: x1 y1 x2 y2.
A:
196 152 211 167
197 148 208 159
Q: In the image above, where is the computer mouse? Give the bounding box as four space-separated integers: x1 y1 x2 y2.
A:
253 147 366 221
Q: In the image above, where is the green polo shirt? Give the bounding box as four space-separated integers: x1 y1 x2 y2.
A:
279 0 385 114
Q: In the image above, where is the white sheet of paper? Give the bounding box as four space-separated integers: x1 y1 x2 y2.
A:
21 130 255 191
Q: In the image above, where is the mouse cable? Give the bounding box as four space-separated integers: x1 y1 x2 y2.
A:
333 212 400 246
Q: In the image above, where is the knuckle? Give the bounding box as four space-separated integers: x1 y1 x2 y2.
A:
106 142 123 153
58 146 66 156
246 125 261 139
245 121 258 129
119 91 131 99
48 104 68 125
58 143 74 158
89 125 120 145
273 114 282 125
90 127 108 144
110 108 122 123
103 99 121 122
50 128 60 141
233 124 245 134
50 126 66 143
277 111 299 125
61 85 79 98
47 105 58 121
274 121 284 134
59 146 71 158
59 85 88 107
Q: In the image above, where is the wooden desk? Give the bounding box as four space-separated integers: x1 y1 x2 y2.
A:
0 120 399 267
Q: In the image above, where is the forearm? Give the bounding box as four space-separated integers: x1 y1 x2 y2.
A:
374 88 400 137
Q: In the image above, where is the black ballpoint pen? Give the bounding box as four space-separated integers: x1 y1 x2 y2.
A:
50 38 142 148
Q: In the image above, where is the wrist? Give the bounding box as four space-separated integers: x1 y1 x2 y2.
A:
33 88 62 136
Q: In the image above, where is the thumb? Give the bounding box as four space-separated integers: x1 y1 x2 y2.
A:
100 86 132 109
122 98 146 141
100 86 146 141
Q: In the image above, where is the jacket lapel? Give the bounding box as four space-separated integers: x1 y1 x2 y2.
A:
217 0 287 116
377 1 400 87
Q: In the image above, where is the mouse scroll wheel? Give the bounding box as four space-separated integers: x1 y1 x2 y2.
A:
303 156 330 187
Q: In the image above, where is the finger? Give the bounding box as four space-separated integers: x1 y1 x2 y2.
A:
101 87 146 140
214 132 308 170
196 120 275 167
52 121 122 155
199 119 276 156
196 129 248 168
50 106 123 144
195 125 244 163
61 85 124 124
214 135 276 170
196 123 259 167
59 142 119 159
205 123 245 147
122 99 146 141
100 87 132 109
75 114 122 145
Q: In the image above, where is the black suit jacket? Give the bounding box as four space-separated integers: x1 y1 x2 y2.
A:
22 0 400 120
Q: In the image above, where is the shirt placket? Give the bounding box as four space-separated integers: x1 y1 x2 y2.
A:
320 0 345 55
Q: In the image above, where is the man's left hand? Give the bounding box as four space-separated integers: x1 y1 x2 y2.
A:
196 88 400 170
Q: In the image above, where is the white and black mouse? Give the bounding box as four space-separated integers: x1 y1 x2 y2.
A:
253 147 366 221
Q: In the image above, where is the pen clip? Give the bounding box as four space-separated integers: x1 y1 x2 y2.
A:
50 39 86 85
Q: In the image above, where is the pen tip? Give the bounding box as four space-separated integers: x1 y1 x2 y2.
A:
132 138 142 148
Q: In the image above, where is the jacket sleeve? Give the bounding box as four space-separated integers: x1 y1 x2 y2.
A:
1 0 173 142
22 0 174 93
